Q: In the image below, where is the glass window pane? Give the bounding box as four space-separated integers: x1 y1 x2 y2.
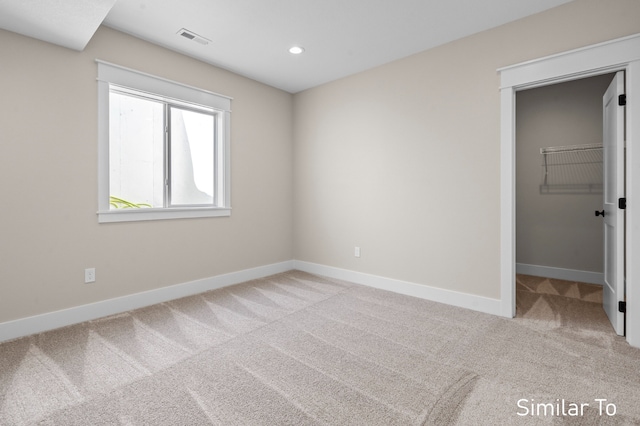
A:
170 107 215 206
109 91 165 209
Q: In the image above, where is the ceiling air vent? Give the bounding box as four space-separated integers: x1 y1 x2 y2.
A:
177 28 210 45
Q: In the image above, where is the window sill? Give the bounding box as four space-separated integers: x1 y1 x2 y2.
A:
98 207 231 223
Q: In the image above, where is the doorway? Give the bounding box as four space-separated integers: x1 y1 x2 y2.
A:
498 33 640 347
514 74 615 329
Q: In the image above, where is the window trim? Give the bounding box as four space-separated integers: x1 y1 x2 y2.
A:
97 60 232 223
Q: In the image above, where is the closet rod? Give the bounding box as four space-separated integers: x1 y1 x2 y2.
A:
540 143 602 155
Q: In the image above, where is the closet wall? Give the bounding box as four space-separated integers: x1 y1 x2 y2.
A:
516 74 615 275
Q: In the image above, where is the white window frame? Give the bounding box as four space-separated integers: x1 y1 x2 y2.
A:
97 60 232 223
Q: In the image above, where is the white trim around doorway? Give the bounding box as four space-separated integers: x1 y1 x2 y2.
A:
498 33 640 348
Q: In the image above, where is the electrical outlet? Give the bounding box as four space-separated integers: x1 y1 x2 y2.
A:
85 268 96 283
355 246 361 258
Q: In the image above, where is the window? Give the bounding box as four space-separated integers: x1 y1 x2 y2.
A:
97 61 231 222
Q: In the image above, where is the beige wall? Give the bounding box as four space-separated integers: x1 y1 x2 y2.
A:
0 27 293 323
293 0 640 299
516 75 614 273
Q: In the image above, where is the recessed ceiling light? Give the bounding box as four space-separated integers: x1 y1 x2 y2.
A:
289 46 305 55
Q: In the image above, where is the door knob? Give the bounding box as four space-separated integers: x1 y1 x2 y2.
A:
595 210 605 217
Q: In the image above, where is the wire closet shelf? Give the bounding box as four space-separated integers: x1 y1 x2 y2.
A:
539 143 603 194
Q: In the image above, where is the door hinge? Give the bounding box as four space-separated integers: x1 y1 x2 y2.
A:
619 301 627 313
619 198 627 209
619 94 626 106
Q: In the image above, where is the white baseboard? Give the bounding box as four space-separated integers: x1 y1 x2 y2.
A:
0 259 509 344
0 261 295 344
516 263 604 285
293 260 502 316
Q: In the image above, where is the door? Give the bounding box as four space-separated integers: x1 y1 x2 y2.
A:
602 71 625 335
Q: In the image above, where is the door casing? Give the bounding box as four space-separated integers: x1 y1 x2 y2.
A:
499 33 640 348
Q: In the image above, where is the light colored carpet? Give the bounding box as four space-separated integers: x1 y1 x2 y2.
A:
1 271 639 425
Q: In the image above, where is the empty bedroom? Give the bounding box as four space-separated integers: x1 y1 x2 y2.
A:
1 0 640 424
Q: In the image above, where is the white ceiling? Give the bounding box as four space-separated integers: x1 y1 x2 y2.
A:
0 0 117 51
0 0 573 93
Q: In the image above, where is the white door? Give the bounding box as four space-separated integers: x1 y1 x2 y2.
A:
602 71 625 335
